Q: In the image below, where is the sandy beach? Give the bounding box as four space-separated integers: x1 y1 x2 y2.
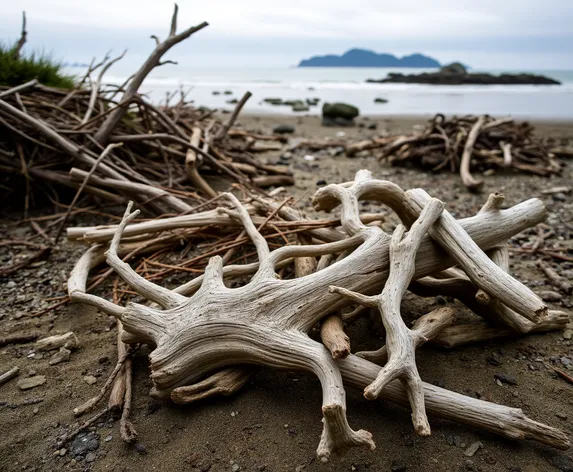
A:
1 113 573 472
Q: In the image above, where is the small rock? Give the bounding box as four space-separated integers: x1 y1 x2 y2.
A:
135 443 147 455
232 463 240 472
98 356 109 364
374 97 388 104
49 347 71 365
556 412 568 420
464 441 483 457
303 155 315 162
85 452 96 463
84 375 97 385
6 281 16 288
273 124 295 134
316 180 327 186
453 436 462 447
563 330 573 340
17 375 46 390
486 356 501 366
549 454 573 472
367 123 377 130
59 448 67 456
33 407 39 414
105 435 113 442
70 432 99 456
391 462 407 471
552 193 568 202
561 357 571 366
494 373 517 386
538 290 561 302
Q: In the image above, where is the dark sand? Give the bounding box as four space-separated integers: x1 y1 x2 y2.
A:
1 115 572 472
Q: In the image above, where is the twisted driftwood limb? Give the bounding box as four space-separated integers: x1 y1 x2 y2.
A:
171 368 252 404
94 5 208 144
356 307 456 365
406 188 546 323
431 311 570 348
338 354 569 450
12 11 27 59
331 197 444 435
69 170 567 458
460 115 485 192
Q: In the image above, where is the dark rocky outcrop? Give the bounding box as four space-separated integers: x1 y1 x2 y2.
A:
367 63 561 85
322 102 359 127
299 49 440 68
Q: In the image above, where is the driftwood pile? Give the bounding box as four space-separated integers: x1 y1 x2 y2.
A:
63 170 570 459
346 114 570 192
0 6 293 218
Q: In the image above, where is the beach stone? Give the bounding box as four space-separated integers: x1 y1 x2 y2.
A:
562 329 572 340
71 432 99 456
273 124 295 134
84 375 97 385
495 373 517 385
322 102 359 120
135 443 147 455
367 123 377 130
17 375 46 390
464 441 483 457
539 290 561 302
292 104 310 112
374 97 388 103
85 452 96 463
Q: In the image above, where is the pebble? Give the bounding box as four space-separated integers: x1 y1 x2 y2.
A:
561 357 571 366
135 443 147 454
316 180 327 186
232 464 240 472
367 123 377 130
17 375 46 390
563 330 573 340
273 124 295 134
464 441 483 457
494 373 517 386
487 356 501 366
6 281 16 288
556 412 568 420
85 452 96 463
83 375 97 385
105 435 113 442
33 407 39 414
538 290 562 302
70 432 99 456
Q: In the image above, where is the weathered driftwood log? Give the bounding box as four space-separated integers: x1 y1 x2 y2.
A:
69 170 568 459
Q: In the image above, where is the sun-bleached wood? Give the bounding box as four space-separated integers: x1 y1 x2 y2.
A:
356 307 456 364
69 170 567 458
460 114 485 191
331 197 444 435
406 188 546 323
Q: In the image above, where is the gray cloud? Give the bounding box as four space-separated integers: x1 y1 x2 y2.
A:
3 0 572 68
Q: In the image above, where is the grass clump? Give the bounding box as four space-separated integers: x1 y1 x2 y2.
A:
0 44 75 89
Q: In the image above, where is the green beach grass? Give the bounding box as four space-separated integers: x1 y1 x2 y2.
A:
0 44 75 89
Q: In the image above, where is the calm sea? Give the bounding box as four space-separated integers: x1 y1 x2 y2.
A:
92 67 573 119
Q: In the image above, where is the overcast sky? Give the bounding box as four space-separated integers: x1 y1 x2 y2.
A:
3 0 573 70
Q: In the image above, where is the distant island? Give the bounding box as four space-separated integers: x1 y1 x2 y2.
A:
367 62 562 86
298 49 440 68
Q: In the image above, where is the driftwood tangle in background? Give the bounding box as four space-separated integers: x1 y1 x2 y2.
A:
0 5 294 217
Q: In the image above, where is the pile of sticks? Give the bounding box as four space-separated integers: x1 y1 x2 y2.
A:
62 171 570 458
0 6 293 218
346 114 570 192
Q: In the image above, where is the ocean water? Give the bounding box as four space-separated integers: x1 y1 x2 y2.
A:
94 67 573 119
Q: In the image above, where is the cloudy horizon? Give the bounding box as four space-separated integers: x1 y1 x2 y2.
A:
3 0 573 70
